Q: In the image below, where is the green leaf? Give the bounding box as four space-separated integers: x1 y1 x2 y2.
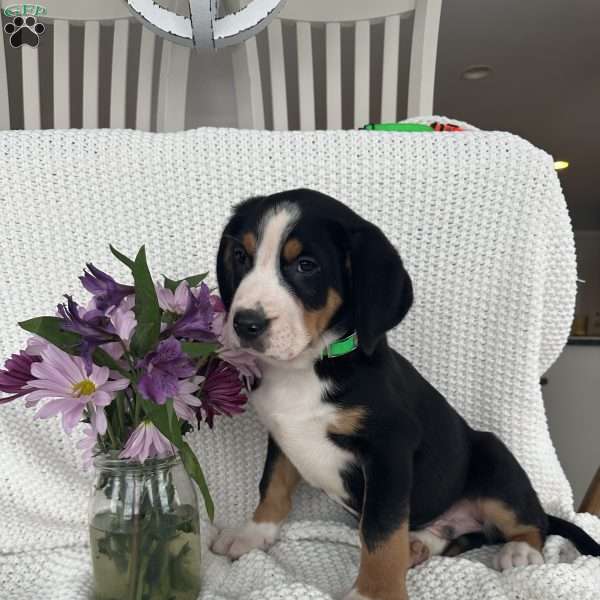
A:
141 397 214 521
180 443 214 521
93 347 130 378
18 316 81 354
163 272 208 293
109 244 135 270
181 341 218 359
166 399 178 439
130 246 161 358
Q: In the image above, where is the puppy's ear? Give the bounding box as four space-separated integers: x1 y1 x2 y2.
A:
349 222 413 355
216 229 235 311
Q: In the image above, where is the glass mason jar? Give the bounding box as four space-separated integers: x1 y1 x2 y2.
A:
89 452 202 600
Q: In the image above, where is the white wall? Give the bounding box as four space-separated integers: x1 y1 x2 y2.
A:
574 231 600 335
186 48 239 129
543 345 600 507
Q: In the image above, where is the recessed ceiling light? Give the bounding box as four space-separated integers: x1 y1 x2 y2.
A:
554 160 569 171
461 65 493 80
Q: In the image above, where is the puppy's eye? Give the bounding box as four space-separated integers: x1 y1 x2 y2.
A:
297 257 319 274
233 247 248 266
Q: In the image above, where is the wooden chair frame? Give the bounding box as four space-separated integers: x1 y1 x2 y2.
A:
232 0 443 130
0 0 191 131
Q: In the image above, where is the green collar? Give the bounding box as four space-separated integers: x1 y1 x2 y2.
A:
321 332 358 359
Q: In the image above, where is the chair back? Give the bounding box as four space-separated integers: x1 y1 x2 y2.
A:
232 0 442 129
0 0 191 131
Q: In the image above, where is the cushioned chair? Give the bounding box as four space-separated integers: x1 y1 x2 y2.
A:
0 122 599 599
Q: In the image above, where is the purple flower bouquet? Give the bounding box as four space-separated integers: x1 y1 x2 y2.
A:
0 245 259 600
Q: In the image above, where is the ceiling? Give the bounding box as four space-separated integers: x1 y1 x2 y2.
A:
434 0 600 230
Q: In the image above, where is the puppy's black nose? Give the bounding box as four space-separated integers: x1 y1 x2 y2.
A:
233 309 269 340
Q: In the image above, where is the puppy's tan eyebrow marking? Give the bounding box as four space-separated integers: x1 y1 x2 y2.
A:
242 232 257 256
282 238 303 263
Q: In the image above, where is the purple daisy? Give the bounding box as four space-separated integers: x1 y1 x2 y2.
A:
80 263 135 312
120 421 175 463
0 350 41 404
28 344 129 434
137 337 196 405
199 359 248 428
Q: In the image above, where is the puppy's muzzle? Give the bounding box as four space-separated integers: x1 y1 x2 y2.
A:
233 308 270 342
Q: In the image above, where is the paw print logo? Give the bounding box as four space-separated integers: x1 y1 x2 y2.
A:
4 16 45 48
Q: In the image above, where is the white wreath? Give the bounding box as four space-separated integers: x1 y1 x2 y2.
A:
127 0 287 49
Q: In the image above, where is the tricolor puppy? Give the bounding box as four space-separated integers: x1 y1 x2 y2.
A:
212 189 600 600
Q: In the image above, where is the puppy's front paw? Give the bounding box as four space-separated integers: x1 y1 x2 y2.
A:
341 590 369 600
409 539 431 567
211 521 280 559
342 589 407 600
493 541 544 570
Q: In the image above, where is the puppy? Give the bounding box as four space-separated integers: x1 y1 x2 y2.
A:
212 189 600 600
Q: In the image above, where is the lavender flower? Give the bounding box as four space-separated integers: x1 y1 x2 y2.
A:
80 263 134 312
120 421 175 463
167 283 215 341
101 301 137 360
0 350 41 403
210 294 227 339
137 337 196 405
172 377 203 422
199 359 247 428
156 281 190 315
57 295 118 373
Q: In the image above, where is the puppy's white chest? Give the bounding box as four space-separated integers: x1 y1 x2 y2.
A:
252 367 354 501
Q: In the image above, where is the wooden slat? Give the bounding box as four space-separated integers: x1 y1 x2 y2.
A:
0 19 11 129
155 0 190 131
245 37 265 129
39 0 131 21
280 0 416 23
156 38 170 132
325 22 341 129
267 19 288 130
296 21 315 130
22 46 41 129
110 19 129 128
407 0 442 117
232 37 265 129
353 20 370 128
580 466 600 516
156 40 191 132
82 20 100 128
53 20 70 129
135 26 155 131
380 14 400 123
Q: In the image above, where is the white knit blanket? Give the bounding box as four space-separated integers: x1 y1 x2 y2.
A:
0 125 598 599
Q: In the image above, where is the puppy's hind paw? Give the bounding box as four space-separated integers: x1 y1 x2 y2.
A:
493 541 544 571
